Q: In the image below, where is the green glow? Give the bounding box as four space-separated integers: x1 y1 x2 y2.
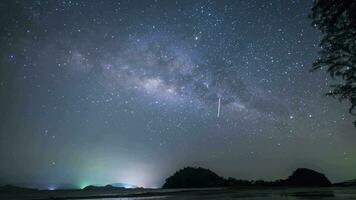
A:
79 181 91 189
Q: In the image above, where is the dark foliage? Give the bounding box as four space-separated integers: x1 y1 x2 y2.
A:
253 179 285 187
311 0 356 126
224 177 252 187
162 167 331 188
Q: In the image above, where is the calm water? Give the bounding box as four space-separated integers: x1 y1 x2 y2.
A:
2 187 356 200
88 197 167 200
78 187 356 200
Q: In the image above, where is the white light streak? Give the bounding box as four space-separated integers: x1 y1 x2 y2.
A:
217 97 221 118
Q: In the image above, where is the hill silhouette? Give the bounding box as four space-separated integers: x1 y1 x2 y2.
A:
163 167 226 188
111 183 138 188
334 179 356 186
284 168 331 187
0 185 38 193
83 184 125 190
163 167 332 188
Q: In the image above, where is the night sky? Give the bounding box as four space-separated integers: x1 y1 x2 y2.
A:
0 0 355 189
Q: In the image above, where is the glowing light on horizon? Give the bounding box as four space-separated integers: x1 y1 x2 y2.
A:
79 181 91 189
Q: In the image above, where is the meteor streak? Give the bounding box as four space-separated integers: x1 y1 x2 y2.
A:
217 97 221 118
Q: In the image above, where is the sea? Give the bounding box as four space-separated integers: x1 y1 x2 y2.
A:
2 187 356 200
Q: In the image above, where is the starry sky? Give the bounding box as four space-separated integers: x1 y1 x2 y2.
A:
0 0 355 189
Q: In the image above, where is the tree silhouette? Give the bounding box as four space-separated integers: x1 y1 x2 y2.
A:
311 0 356 126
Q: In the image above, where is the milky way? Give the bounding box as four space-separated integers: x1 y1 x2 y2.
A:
0 0 355 189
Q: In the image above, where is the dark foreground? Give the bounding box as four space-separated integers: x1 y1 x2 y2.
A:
2 187 356 200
